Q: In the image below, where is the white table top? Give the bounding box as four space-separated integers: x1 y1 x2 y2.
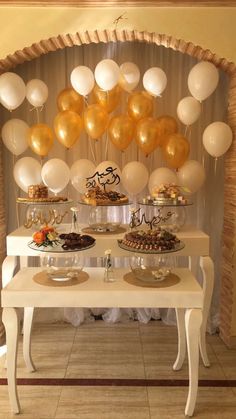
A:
1 267 203 309
6 224 209 257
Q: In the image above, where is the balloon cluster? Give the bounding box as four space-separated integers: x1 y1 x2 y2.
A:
13 157 150 197
13 156 204 198
0 59 233 198
54 60 172 157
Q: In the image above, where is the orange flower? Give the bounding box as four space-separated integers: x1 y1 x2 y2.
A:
41 226 54 235
33 231 46 244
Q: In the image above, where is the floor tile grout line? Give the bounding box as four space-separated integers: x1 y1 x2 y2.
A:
53 323 77 418
209 340 231 382
139 323 157 419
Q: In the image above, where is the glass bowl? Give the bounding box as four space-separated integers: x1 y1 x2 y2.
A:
129 254 173 283
40 254 84 281
88 206 122 232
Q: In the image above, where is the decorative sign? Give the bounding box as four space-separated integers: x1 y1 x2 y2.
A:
86 166 120 191
129 208 173 231
24 209 68 229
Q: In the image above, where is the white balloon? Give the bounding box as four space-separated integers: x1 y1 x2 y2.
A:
203 121 233 158
143 67 167 97
0 72 25 110
1 119 29 156
42 159 70 194
177 96 201 126
119 62 140 92
95 59 120 91
121 161 148 195
26 79 48 107
188 61 219 101
70 66 95 96
70 159 96 194
148 168 177 195
13 157 42 193
95 160 121 191
177 160 206 194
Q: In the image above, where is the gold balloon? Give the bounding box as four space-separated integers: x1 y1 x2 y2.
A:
135 117 160 156
108 115 134 151
127 91 154 121
28 123 53 157
84 104 109 140
57 88 83 114
93 84 121 113
156 115 178 146
54 110 82 148
163 133 190 169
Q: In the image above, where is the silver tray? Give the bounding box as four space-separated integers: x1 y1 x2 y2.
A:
117 240 185 254
78 201 132 207
138 199 192 207
17 199 73 206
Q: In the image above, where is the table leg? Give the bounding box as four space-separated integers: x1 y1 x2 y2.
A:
185 308 202 417
199 256 214 367
23 307 36 372
173 308 186 371
2 307 21 414
2 256 18 288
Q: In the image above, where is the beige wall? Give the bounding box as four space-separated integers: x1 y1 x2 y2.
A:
0 6 235 64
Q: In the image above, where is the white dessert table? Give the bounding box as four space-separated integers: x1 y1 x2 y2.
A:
2 224 214 416
2 266 203 416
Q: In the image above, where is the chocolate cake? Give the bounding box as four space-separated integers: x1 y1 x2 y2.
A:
82 185 128 206
59 232 95 250
121 228 180 251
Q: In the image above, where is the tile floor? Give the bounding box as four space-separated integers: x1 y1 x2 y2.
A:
1 320 236 418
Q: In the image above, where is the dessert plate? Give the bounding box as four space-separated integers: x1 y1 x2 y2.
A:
28 240 95 253
117 240 185 254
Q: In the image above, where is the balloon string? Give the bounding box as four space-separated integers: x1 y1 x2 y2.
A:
214 157 218 175
105 131 109 160
36 107 40 124
184 125 189 137
89 137 96 164
12 154 20 228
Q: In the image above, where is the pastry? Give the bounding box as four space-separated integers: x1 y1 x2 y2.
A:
17 188 68 203
82 185 128 206
143 183 188 205
121 228 180 251
28 184 48 199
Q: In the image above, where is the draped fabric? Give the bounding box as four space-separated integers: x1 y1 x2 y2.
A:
0 41 229 330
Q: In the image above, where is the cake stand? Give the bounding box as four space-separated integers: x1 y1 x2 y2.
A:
79 201 132 233
137 199 193 232
16 199 73 229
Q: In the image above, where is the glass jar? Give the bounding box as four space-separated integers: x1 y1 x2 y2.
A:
129 253 175 282
40 254 84 281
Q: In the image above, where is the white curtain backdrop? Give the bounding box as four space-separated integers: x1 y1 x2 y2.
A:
1 41 229 330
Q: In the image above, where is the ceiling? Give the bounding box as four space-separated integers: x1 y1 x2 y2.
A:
0 1 236 7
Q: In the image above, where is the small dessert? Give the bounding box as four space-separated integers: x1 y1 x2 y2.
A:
17 183 68 203
82 185 128 206
121 228 180 252
143 183 188 205
28 184 48 199
59 232 95 250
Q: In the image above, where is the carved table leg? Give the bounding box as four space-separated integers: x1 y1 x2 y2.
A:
173 308 186 370
199 256 214 367
2 307 20 414
185 308 202 417
23 307 36 372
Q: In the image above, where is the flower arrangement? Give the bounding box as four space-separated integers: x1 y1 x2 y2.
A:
32 226 60 247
